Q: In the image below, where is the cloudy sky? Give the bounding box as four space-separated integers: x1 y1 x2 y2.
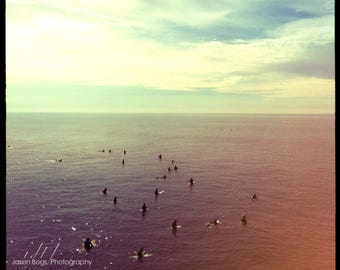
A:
6 0 334 113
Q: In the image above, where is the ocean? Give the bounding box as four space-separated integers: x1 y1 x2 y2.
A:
6 113 335 270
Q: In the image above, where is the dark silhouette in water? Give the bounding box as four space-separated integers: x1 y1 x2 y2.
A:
84 238 93 250
154 189 159 196
158 154 162 160
251 193 257 200
108 149 111 153
103 188 107 195
113 196 117 204
241 214 247 225
172 219 178 230
171 160 174 164
124 149 127 155
189 178 194 185
212 219 220 225
207 219 220 227
137 248 145 259
168 167 171 172
174 165 178 171
122 159 125 165
142 203 147 212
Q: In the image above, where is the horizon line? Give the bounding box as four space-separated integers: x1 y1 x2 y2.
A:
6 111 335 116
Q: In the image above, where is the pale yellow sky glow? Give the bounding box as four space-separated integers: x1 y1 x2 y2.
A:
6 0 335 113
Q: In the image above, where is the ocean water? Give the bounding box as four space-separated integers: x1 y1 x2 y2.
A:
6 113 335 270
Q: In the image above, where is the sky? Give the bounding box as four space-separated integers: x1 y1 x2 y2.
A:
6 0 335 113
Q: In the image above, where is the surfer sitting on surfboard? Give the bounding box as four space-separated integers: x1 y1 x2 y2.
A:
172 220 178 230
241 214 247 224
84 238 93 250
142 203 147 212
137 248 145 258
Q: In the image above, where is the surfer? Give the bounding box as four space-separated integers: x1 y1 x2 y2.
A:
251 193 257 200
142 203 147 212
159 154 162 160
108 149 111 153
122 159 125 165
103 188 107 195
161 174 167 179
207 219 220 227
213 219 219 225
174 165 178 171
124 149 126 155
172 220 178 230
189 178 194 185
137 248 144 259
113 196 117 204
154 189 159 196
168 167 171 172
241 214 247 224
171 160 174 164
84 238 93 250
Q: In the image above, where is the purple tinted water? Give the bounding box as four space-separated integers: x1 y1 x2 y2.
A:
6 113 335 270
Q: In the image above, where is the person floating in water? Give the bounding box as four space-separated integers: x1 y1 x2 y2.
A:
241 214 247 224
189 178 194 185
154 189 159 196
158 154 162 160
58 158 63 162
207 219 220 227
213 219 220 225
174 165 178 171
172 219 178 230
162 174 167 179
171 160 174 164
108 149 111 153
142 203 147 212
124 149 127 155
113 196 117 204
103 188 107 195
84 238 93 250
251 193 257 200
168 167 171 172
137 248 145 259
122 159 125 165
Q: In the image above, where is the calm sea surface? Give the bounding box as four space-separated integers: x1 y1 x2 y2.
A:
6 113 335 270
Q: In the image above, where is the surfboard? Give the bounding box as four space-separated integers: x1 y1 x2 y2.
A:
90 239 97 246
168 225 181 230
130 253 153 261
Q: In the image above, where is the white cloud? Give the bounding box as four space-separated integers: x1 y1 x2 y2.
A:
6 0 334 99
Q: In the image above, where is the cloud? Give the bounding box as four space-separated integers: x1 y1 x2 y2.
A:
6 0 335 101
